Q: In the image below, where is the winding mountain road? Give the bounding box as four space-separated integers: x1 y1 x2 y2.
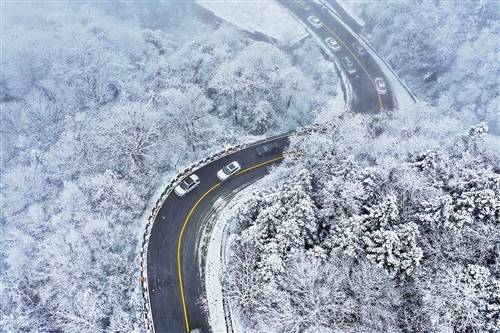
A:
278 0 395 113
144 2 402 332
146 135 289 333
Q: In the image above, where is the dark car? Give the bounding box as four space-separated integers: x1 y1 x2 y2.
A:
256 141 281 157
352 42 366 56
342 57 357 75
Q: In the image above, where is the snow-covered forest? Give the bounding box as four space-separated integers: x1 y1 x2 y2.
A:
1 1 499 333
356 1 499 132
0 3 338 331
225 106 499 332
223 2 500 332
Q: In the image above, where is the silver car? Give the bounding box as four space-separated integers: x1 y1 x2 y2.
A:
342 57 357 75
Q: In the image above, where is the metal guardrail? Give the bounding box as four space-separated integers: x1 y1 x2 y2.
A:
318 0 418 104
275 0 353 112
138 125 328 332
139 141 251 333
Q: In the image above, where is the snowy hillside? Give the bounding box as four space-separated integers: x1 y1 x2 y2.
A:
196 0 308 45
0 1 498 333
352 1 499 133
223 106 500 333
0 3 338 332
219 2 500 332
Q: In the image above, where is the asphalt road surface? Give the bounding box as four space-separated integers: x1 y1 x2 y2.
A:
147 135 289 333
146 2 397 332
279 0 395 113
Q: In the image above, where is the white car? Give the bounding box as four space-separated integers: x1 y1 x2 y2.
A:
374 78 387 95
217 161 241 181
174 174 200 197
307 16 323 28
325 37 341 52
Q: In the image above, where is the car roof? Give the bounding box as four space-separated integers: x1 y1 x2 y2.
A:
228 162 238 169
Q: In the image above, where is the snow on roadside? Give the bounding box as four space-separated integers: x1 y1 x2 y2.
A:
359 34 418 110
318 0 417 109
196 0 308 46
199 194 233 333
202 182 261 333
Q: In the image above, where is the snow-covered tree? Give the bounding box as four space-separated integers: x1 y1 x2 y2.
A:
209 42 315 134
90 102 170 177
1 3 338 332
420 263 497 333
235 169 317 279
363 222 423 279
226 99 498 331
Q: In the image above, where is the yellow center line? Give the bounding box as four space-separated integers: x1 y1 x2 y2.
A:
318 16 384 111
177 182 219 333
236 155 285 176
177 154 285 332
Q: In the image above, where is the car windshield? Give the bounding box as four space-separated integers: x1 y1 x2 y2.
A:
180 178 194 190
223 165 233 174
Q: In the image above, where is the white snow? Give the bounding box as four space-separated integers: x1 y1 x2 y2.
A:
317 1 417 109
359 34 418 109
202 182 260 333
196 0 308 46
336 0 366 27
200 195 231 333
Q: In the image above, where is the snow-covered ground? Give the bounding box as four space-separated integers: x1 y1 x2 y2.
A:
357 35 417 109
336 0 366 27
318 0 417 109
202 182 260 333
200 195 231 333
196 0 308 46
